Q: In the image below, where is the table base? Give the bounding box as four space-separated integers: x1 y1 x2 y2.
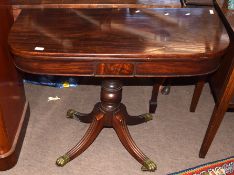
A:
56 80 156 172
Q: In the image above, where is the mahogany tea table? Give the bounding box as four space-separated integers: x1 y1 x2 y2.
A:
8 8 229 171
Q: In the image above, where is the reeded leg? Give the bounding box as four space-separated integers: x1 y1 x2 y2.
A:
113 111 156 172
56 112 104 166
126 113 153 125
57 80 157 171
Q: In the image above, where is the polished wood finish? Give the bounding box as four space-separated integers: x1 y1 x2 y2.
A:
190 78 206 112
8 8 229 170
10 0 182 8
0 1 29 171
149 79 165 113
191 0 234 112
176 0 214 114
97 63 134 76
57 80 156 171
199 44 234 158
199 0 234 158
9 8 229 78
183 0 214 6
210 0 234 107
10 0 183 21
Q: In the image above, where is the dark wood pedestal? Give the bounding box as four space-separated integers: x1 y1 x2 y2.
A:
0 2 30 171
56 80 156 171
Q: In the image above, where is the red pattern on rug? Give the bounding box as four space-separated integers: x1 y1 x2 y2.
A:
169 156 234 175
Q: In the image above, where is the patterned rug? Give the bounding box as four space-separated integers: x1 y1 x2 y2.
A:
169 156 234 175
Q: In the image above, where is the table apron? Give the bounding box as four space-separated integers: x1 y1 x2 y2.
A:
14 57 219 77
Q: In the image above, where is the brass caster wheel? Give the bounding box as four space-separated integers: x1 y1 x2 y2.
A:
56 154 70 167
141 159 157 172
161 86 170 95
140 113 153 122
66 109 78 119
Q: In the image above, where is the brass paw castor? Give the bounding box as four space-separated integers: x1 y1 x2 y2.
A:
66 109 77 119
140 113 153 122
141 159 157 172
56 154 70 167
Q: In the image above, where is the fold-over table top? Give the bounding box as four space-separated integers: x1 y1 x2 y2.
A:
10 0 182 8
8 8 229 77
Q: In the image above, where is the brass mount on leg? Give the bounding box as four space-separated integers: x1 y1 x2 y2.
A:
56 154 70 167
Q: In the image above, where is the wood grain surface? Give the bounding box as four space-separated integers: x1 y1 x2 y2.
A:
0 1 29 170
199 0 234 158
211 0 234 107
9 8 229 77
183 0 214 6
10 0 182 8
